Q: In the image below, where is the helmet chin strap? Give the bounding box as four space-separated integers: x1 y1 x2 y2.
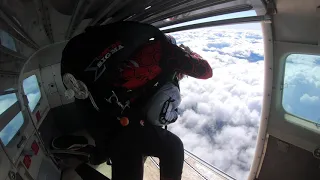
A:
62 73 100 111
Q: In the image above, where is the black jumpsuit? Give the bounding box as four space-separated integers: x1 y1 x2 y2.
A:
79 98 184 180
75 40 212 180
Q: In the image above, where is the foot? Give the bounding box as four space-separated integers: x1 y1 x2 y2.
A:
51 135 89 150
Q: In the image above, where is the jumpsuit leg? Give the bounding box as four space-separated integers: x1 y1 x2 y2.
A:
110 123 184 180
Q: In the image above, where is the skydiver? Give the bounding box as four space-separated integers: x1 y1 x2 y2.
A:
53 21 212 180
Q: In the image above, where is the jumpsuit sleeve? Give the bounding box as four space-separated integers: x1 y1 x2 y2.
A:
161 42 213 79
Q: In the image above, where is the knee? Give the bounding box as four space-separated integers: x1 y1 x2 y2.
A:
167 133 184 158
173 135 184 152
161 134 184 177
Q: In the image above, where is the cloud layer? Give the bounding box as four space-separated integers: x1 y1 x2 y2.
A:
167 27 264 179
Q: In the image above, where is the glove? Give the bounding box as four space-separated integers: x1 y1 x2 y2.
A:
179 44 192 53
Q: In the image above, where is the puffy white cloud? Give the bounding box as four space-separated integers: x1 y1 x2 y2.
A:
172 28 264 64
300 94 319 104
167 27 264 179
168 27 320 179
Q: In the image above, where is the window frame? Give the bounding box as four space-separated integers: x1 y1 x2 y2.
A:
281 53 320 129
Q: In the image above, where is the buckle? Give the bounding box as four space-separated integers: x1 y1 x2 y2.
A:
105 91 130 114
105 91 119 103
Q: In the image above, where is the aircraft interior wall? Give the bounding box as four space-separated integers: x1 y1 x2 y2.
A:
252 1 320 179
257 135 320 180
0 40 72 180
19 42 85 150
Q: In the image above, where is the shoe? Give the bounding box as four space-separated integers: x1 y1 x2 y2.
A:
51 135 88 150
51 145 95 163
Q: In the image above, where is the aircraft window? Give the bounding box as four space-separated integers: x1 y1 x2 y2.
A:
282 54 320 125
0 93 17 114
0 29 17 51
0 93 24 146
23 75 41 112
0 112 24 145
